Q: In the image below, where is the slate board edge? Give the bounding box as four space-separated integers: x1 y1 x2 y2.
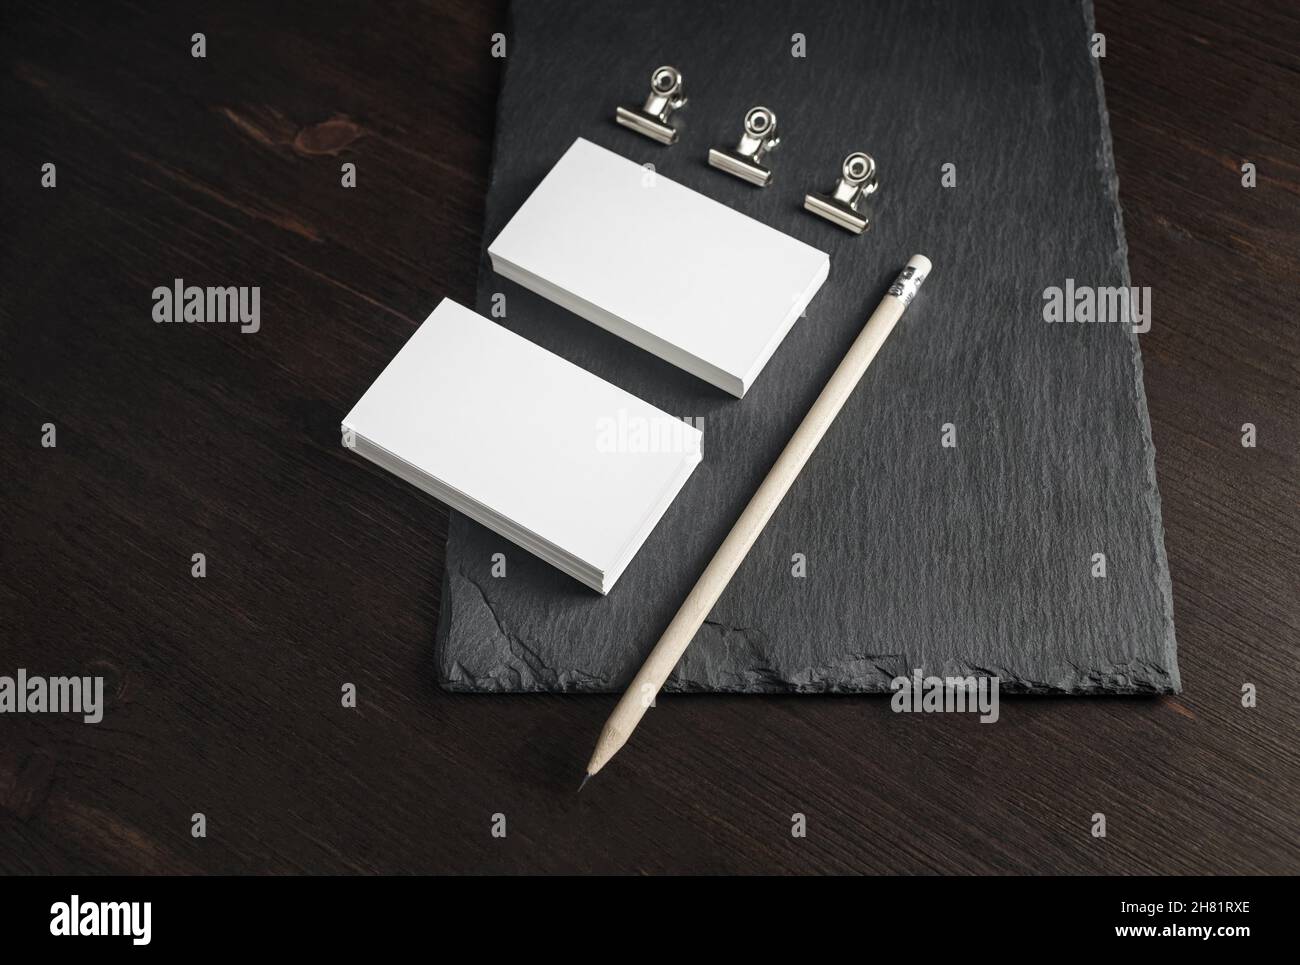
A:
1083 0 1181 694
438 559 1176 696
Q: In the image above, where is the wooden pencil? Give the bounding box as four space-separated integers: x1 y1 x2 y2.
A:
583 254 933 784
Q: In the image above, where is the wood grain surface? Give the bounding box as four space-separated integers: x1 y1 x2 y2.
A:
1 0 1296 874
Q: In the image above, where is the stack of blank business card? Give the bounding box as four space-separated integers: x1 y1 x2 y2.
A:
488 138 830 397
342 299 702 593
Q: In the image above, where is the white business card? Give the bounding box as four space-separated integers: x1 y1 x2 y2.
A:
488 138 830 397
342 298 702 592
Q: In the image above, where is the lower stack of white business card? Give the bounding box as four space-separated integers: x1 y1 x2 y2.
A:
342 298 702 593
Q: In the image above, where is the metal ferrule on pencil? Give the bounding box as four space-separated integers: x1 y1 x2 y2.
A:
888 262 929 306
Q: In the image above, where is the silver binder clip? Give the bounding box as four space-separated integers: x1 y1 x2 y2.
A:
708 107 780 187
804 152 878 234
615 66 688 145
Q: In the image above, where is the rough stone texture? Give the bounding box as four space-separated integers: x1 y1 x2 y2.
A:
436 0 1179 694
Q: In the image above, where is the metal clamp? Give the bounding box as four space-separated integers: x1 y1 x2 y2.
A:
615 66 688 145
804 152 879 234
708 106 780 187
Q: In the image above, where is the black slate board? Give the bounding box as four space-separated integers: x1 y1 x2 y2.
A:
435 0 1179 694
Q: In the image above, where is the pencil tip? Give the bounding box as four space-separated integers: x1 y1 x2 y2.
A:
579 772 592 793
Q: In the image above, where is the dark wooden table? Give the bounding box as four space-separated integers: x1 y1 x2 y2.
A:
2 0 1296 874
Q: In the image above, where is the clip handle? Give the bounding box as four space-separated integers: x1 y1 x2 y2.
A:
643 66 686 121
739 106 779 162
836 152 877 202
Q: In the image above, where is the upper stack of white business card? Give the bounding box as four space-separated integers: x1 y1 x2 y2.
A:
342 298 702 593
487 138 830 397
